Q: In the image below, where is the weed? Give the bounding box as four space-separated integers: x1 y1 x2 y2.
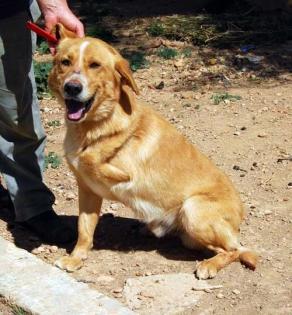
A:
47 120 61 127
147 22 165 37
86 25 116 41
123 51 149 71
157 47 178 60
44 152 61 169
211 92 241 105
181 47 192 58
33 61 52 98
36 41 50 55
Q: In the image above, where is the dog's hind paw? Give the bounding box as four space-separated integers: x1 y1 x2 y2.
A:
54 256 83 272
195 260 218 280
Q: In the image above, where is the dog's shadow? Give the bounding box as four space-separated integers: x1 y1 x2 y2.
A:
0 206 208 263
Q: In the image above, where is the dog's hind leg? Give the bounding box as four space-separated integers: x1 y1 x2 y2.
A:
180 197 258 279
55 182 102 272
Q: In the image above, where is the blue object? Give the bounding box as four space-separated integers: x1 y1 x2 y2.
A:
240 45 256 53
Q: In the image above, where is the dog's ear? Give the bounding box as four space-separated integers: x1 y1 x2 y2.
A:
53 23 78 41
115 59 139 95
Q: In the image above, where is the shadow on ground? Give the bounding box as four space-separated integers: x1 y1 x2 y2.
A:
0 204 208 263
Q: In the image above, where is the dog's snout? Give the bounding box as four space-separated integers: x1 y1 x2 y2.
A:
64 81 83 97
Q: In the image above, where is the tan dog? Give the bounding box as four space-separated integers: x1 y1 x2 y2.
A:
49 24 258 279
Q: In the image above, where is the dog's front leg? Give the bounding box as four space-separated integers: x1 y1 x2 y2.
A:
99 163 130 182
55 183 102 272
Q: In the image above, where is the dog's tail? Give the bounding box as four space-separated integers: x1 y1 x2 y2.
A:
238 247 258 270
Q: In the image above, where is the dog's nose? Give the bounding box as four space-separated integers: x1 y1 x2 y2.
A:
64 81 83 97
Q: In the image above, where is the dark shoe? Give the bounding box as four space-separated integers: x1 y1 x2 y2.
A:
21 210 77 244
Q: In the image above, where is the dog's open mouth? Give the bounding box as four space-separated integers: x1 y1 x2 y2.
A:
65 97 94 121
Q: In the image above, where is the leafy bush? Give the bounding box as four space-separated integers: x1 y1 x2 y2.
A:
157 47 178 60
147 22 165 37
211 92 242 105
44 152 61 169
36 41 50 55
33 61 52 98
125 51 149 71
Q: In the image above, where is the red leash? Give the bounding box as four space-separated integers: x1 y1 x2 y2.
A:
26 21 58 44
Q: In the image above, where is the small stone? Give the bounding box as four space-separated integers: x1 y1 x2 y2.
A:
174 59 184 68
216 293 224 299
145 271 152 276
32 246 46 254
240 126 247 131
112 288 123 294
140 290 154 298
264 210 272 215
155 81 164 90
66 192 76 200
208 58 217 65
232 289 240 295
234 131 241 136
49 245 58 253
257 133 267 138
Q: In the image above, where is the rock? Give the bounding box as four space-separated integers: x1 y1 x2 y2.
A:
264 210 272 215
232 289 240 295
155 81 164 90
216 293 224 299
32 246 46 254
49 246 58 253
113 288 123 294
96 275 115 283
66 192 76 200
258 133 267 138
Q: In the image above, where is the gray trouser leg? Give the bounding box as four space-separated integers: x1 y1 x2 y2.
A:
0 9 55 221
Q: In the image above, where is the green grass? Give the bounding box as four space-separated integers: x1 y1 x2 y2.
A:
211 92 242 105
123 51 149 71
157 47 178 60
44 152 62 169
33 61 52 98
147 22 165 37
147 11 292 48
36 41 50 55
47 120 61 127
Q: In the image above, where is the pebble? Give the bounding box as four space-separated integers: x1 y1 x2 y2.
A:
216 293 224 299
112 288 123 294
232 289 240 295
258 133 267 138
66 192 76 200
264 210 272 215
49 245 58 253
32 246 46 254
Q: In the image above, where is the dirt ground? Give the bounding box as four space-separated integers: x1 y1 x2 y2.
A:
1 2 292 314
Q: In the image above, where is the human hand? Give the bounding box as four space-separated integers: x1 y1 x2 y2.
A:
37 0 84 52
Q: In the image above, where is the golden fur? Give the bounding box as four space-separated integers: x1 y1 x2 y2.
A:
49 24 258 279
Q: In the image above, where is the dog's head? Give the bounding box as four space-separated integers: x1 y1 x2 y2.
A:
48 24 139 123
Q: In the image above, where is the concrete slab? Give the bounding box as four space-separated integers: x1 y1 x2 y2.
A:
0 237 135 315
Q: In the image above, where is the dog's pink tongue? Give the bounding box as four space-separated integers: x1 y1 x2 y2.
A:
67 108 84 121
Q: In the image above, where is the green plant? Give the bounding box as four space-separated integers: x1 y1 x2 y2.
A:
33 61 52 97
44 152 61 169
147 22 165 37
157 47 178 60
124 51 149 71
181 47 192 58
37 41 50 55
211 92 241 105
47 120 61 127
86 25 115 41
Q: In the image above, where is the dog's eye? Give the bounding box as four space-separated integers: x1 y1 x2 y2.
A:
89 62 100 69
61 59 71 66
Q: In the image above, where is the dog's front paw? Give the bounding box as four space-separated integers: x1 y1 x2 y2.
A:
195 260 218 280
54 256 83 272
